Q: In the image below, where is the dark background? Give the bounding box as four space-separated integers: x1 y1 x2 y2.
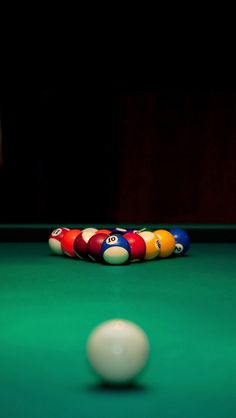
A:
0 86 236 225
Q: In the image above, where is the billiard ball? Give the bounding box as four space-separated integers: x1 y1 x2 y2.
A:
96 229 112 235
153 229 176 258
138 231 160 260
61 229 81 257
48 227 70 255
87 319 150 384
123 232 146 262
74 228 98 259
110 227 129 235
87 233 109 262
110 227 140 235
101 235 131 265
169 228 190 255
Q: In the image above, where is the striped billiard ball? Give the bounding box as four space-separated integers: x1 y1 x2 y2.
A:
48 227 70 255
101 235 131 265
138 231 160 260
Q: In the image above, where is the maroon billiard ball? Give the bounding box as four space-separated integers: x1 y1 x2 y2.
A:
87 232 109 262
74 228 98 259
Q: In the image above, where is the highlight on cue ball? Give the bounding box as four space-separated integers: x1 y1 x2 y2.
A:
86 319 150 385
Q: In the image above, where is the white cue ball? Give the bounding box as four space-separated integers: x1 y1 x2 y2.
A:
87 319 150 384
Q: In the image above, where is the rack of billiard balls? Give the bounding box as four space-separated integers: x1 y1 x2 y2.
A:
48 226 190 265
48 227 191 386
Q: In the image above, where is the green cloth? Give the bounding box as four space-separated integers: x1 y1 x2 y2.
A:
0 242 236 418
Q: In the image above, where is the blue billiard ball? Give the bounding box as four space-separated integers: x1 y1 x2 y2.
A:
101 234 131 265
169 228 190 255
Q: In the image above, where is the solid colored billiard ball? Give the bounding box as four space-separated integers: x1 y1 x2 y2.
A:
123 232 146 262
101 235 131 265
138 231 160 260
169 228 190 255
87 319 150 385
87 233 109 262
48 227 70 255
61 229 81 257
153 229 176 258
74 228 98 259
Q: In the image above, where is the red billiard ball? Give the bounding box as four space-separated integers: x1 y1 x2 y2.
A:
87 232 110 262
48 227 70 255
74 228 98 259
123 232 146 262
96 229 112 235
61 229 82 257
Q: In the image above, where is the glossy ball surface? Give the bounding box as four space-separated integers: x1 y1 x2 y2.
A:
123 232 146 262
138 231 160 260
169 228 190 255
87 319 150 384
153 229 176 258
101 235 131 265
48 227 70 255
61 229 81 257
87 233 109 262
74 228 98 259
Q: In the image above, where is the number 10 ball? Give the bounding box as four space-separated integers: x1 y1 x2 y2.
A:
101 235 131 265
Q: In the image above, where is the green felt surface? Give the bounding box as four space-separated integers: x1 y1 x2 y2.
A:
0 243 236 418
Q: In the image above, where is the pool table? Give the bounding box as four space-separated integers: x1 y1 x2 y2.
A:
0 224 236 418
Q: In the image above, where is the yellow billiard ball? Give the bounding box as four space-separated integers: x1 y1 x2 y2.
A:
153 229 176 258
138 231 160 260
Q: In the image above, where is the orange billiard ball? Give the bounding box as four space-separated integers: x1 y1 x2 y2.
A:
61 229 82 257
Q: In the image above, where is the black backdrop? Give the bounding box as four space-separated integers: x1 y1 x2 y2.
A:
1 87 236 224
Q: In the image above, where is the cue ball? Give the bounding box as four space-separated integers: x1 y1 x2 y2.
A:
169 228 191 255
87 319 150 384
48 227 70 255
101 235 131 265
